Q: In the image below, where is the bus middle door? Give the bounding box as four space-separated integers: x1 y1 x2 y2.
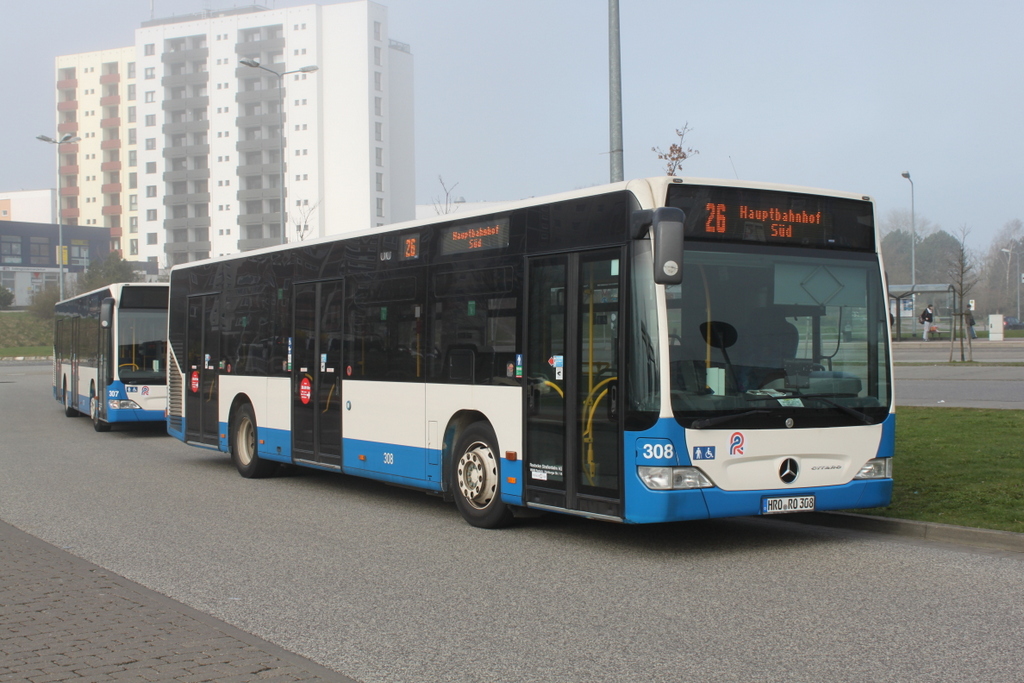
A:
292 280 344 468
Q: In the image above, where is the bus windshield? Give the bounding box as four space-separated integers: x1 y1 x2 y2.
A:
117 308 167 384
666 245 891 429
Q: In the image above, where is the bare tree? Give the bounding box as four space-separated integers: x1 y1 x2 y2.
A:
433 175 460 215
291 199 322 241
946 225 979 361
652 123 699 176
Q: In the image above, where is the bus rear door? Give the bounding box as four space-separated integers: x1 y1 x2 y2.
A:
185 294 220 446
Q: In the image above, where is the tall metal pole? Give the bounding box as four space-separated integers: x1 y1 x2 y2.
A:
37 134 79 300
902 172 916 331
608 0 623 183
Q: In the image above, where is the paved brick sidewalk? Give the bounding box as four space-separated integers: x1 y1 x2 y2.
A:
0 520 353 682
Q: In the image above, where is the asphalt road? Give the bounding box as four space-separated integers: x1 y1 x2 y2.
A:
2 363 1023 683
893 340 1024 409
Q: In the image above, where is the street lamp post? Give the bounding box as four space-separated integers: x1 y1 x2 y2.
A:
901 171 916 334
240 58 319 245
37 133 81 300
1000 247 1021 320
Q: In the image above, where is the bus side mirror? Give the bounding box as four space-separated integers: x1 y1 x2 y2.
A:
651 207 685 285
100 297 115 329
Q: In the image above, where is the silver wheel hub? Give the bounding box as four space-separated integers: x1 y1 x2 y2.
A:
457 441 497 510
237 418 255 465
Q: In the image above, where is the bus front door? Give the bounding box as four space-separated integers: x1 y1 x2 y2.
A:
185 295 220 446
292 280 344 468
526 249 624 520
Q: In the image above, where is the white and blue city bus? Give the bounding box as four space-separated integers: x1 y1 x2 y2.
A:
54 283 169 432
165 177 893 527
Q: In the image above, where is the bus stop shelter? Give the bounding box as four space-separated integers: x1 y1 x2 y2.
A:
888 284 956 340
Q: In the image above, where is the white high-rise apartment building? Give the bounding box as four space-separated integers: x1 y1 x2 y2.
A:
54 1 413 268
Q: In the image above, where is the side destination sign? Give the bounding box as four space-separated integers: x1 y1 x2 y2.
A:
441 217 510 255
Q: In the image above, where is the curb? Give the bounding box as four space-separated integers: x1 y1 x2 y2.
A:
779 511 1024 553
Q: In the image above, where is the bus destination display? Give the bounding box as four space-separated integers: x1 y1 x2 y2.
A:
441 217 510 255
667 185 875 250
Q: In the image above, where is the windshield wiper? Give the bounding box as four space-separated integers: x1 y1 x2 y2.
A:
745 391 874 425
690 409 771 430
799 395 874 424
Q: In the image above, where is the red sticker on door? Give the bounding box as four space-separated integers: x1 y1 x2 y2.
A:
190 371 199 393
299 376 312 404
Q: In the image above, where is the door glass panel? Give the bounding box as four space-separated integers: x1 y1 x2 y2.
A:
318 282 344 458
292 284 316 456
526 260 566 488
578 256 620 496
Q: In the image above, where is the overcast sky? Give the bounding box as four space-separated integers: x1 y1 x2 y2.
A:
2 0 1021 248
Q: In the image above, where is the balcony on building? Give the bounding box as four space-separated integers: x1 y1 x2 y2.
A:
56 78 78 90
57 100 78 111
59 165 80 175
61 208 80 219
161 46 209 64
102 205 123 216
162 96 209 112
101 183 122 194
100 161 122 172
99 95 121 107
100 117 121 129
58 121 79 134
162 119 210 135
99 73 121 84
161 72 209 88
59 186 80 196
100 138 122 150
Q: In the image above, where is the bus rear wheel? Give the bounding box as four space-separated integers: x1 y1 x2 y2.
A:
63 380 77 417
452 422 513 529
230 403 276 478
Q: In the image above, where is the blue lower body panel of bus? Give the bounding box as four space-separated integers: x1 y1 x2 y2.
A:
623 476 892 524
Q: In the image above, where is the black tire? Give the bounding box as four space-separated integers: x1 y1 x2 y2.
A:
63 380 78 417
90 393 110 432
230 402 277 478
452 422 513 529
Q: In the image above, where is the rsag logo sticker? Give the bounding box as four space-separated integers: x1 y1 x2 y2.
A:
729 431 745 456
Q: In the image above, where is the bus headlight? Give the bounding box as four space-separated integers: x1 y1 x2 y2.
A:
638 466 714 490
853 458 892 479
109 399 142 410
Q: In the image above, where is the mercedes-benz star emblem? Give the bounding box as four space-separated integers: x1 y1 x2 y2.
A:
779 458 799 484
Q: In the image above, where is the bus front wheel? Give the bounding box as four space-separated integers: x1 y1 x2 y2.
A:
452 422 513 529
230 403 276 479
90 393 110 432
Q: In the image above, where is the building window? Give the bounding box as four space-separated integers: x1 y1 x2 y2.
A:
146 233 158 245
29 236 50 265
145 139 156 150
145 114 156 126
375 97 382 116
146 162 156 174
144 43 155 56
144 91 155 103
374 46 382 66
375 122 383 141
127 84 136 101
144 67 155 79
376 172 383 192
374 72 382 91
375 147 383 166
1 236 22 264
129 239 138 255
127 106 136 123
145 186 157 198
129 194 138 211
129 216 138 233
146 210 157 222
376 197 384 217
374 21 381 41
